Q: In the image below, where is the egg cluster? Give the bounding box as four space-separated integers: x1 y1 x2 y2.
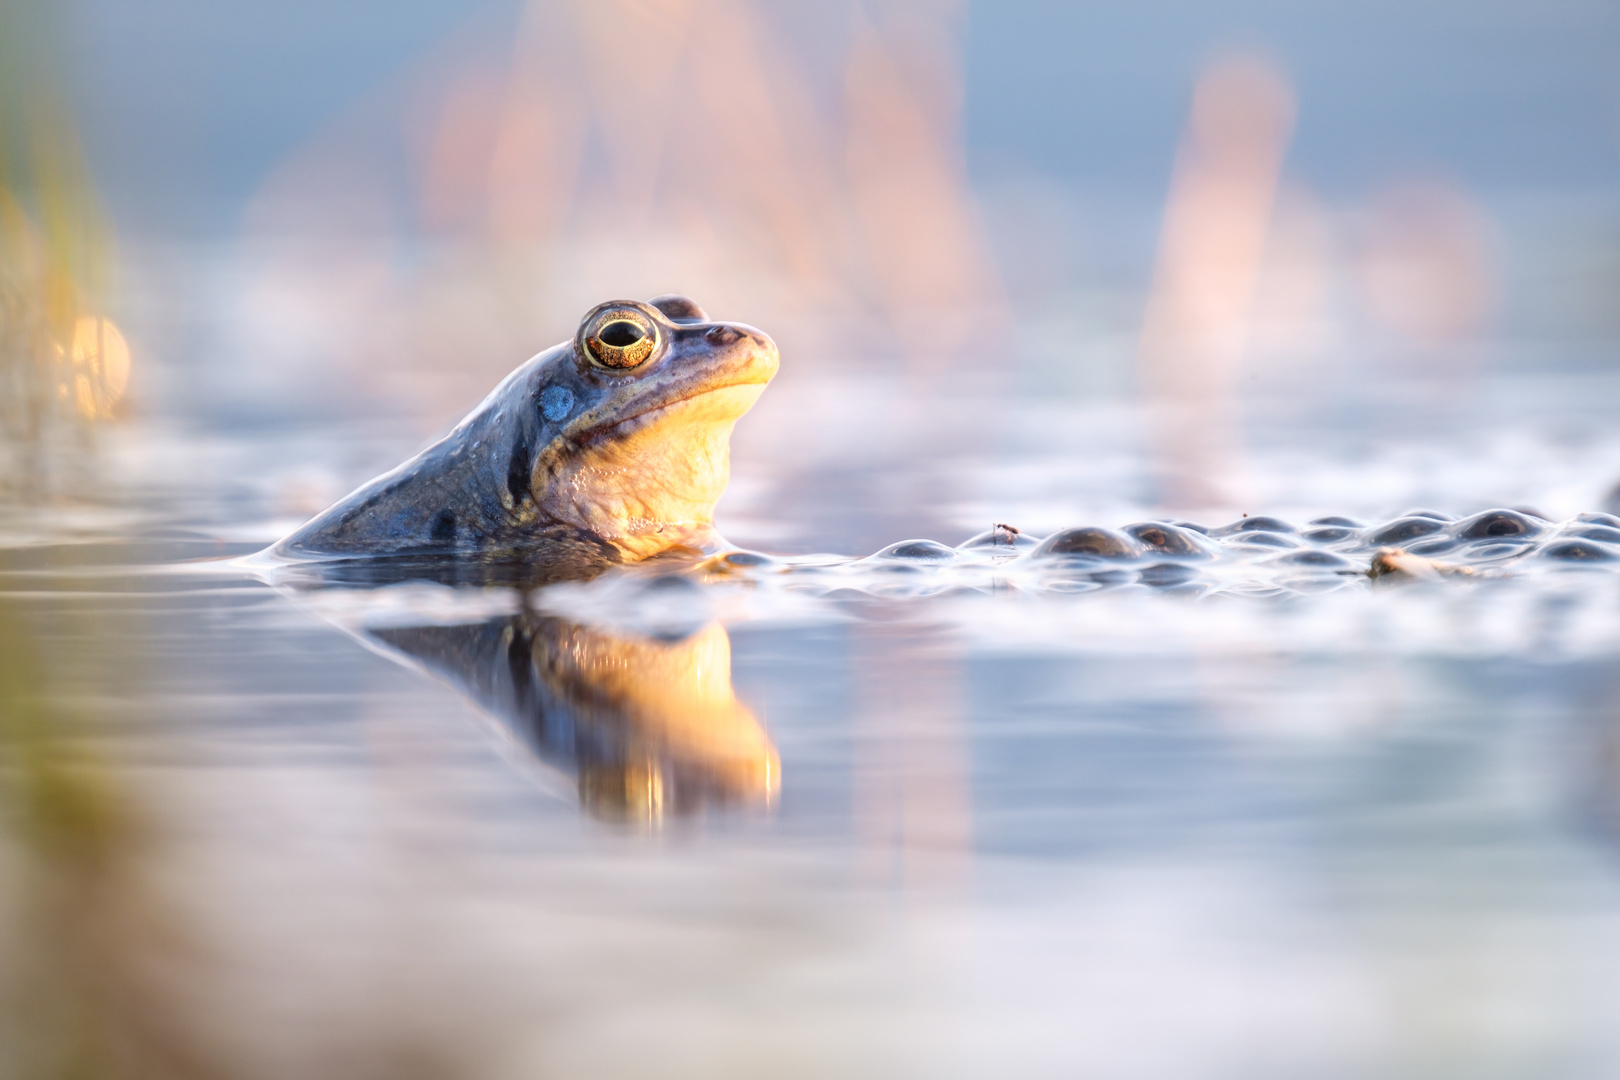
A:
702 509 1620 599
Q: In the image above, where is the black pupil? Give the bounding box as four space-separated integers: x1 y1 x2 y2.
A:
599 321 643 347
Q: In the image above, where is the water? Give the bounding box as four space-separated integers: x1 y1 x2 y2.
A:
6 369 1620 1079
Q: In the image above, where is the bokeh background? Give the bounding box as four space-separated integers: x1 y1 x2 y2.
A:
6 3 1620 1079
8 0 1619 547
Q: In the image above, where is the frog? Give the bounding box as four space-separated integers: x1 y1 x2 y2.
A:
271 295 778 574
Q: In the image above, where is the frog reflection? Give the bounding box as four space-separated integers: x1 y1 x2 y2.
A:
364 610 777 823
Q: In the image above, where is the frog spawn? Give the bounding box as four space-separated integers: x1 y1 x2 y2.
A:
693 509 1620 599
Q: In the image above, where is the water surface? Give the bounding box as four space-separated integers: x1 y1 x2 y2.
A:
6 372 1620 1079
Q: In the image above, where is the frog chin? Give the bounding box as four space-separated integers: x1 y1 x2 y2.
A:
536 382 765 559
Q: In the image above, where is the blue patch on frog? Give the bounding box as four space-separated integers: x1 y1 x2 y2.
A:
541 385 574 422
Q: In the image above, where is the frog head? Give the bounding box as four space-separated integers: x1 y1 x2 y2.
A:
531 294 779 559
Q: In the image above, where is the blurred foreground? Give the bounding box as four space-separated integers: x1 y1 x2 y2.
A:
8 489 1620 1078
5 0 1620 1076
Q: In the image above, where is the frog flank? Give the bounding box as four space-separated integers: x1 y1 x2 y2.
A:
272 296 778 566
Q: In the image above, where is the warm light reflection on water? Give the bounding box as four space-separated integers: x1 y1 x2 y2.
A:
355 608 780 823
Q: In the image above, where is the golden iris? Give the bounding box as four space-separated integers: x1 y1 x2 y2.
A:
584 309 657 369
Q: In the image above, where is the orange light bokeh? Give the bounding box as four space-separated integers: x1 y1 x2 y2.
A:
63 314 131 420
1137 56 1296 510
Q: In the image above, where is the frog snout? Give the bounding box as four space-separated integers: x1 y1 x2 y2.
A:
702 323 779 375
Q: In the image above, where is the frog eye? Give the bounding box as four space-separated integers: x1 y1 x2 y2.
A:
581 305 659 370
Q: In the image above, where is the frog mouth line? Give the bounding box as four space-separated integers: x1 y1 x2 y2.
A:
571 379 772 446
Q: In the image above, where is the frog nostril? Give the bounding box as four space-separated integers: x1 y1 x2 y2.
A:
705 325 742 346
